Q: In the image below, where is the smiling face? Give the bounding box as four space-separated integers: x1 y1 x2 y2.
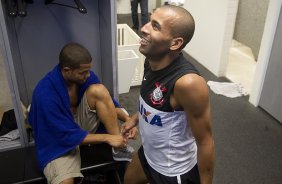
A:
139 6 195 60
139 8 176 59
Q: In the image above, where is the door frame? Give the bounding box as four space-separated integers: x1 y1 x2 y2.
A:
249 0 282 106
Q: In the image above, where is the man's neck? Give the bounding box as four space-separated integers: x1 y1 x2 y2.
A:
149 52 180 71
66 83 77 90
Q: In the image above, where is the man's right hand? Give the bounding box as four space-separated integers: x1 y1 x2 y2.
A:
106 134 128 149
121 113 138 137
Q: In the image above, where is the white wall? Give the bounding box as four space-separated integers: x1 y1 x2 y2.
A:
183 0 239 76
116 0 156 14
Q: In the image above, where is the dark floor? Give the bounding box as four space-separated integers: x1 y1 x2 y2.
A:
118 14 282 184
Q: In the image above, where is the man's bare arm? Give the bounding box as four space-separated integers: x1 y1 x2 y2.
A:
82 133 126 149
116 108 138 139
174 73 215 184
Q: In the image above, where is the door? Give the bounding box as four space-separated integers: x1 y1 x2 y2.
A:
259 7 282 123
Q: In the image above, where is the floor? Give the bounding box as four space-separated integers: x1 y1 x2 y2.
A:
226 40 257 94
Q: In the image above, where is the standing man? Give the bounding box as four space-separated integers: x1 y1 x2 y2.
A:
122 5 215 184
164 0 185 6
130 0 148 31
29 43 136 184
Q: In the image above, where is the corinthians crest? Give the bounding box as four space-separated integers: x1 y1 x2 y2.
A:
150 82 167 105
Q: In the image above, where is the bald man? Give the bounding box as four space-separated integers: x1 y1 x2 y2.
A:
122 5 215 184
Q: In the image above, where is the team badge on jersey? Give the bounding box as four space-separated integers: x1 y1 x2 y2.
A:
150 82 167 105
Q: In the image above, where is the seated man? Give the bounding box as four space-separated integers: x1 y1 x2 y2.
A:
28 43 137 184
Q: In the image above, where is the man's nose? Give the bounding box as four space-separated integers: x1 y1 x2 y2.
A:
140 22 150 34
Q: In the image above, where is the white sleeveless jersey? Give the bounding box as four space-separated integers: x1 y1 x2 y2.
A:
138 97 197 176
139 54 199 177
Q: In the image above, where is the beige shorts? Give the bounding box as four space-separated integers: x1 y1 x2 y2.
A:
43 147 82 184
43 93 100 184
75 91 100 133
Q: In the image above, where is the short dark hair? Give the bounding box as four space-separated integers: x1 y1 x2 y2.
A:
161 5 195 49
59 43 92 69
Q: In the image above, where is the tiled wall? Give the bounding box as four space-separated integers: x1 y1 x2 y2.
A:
233 0 270 60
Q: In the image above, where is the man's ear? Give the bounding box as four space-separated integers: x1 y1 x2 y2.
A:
170 37 184 51
62 66 71 74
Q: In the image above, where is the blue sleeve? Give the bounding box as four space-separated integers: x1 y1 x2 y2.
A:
112 98 120 107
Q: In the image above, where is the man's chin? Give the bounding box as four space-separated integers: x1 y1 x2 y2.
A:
139 47 147 56
77 80 85 85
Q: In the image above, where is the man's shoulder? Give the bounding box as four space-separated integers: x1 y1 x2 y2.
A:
175 73 207 92
34 75 51 89
173 74 209 112
33 76 56 98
